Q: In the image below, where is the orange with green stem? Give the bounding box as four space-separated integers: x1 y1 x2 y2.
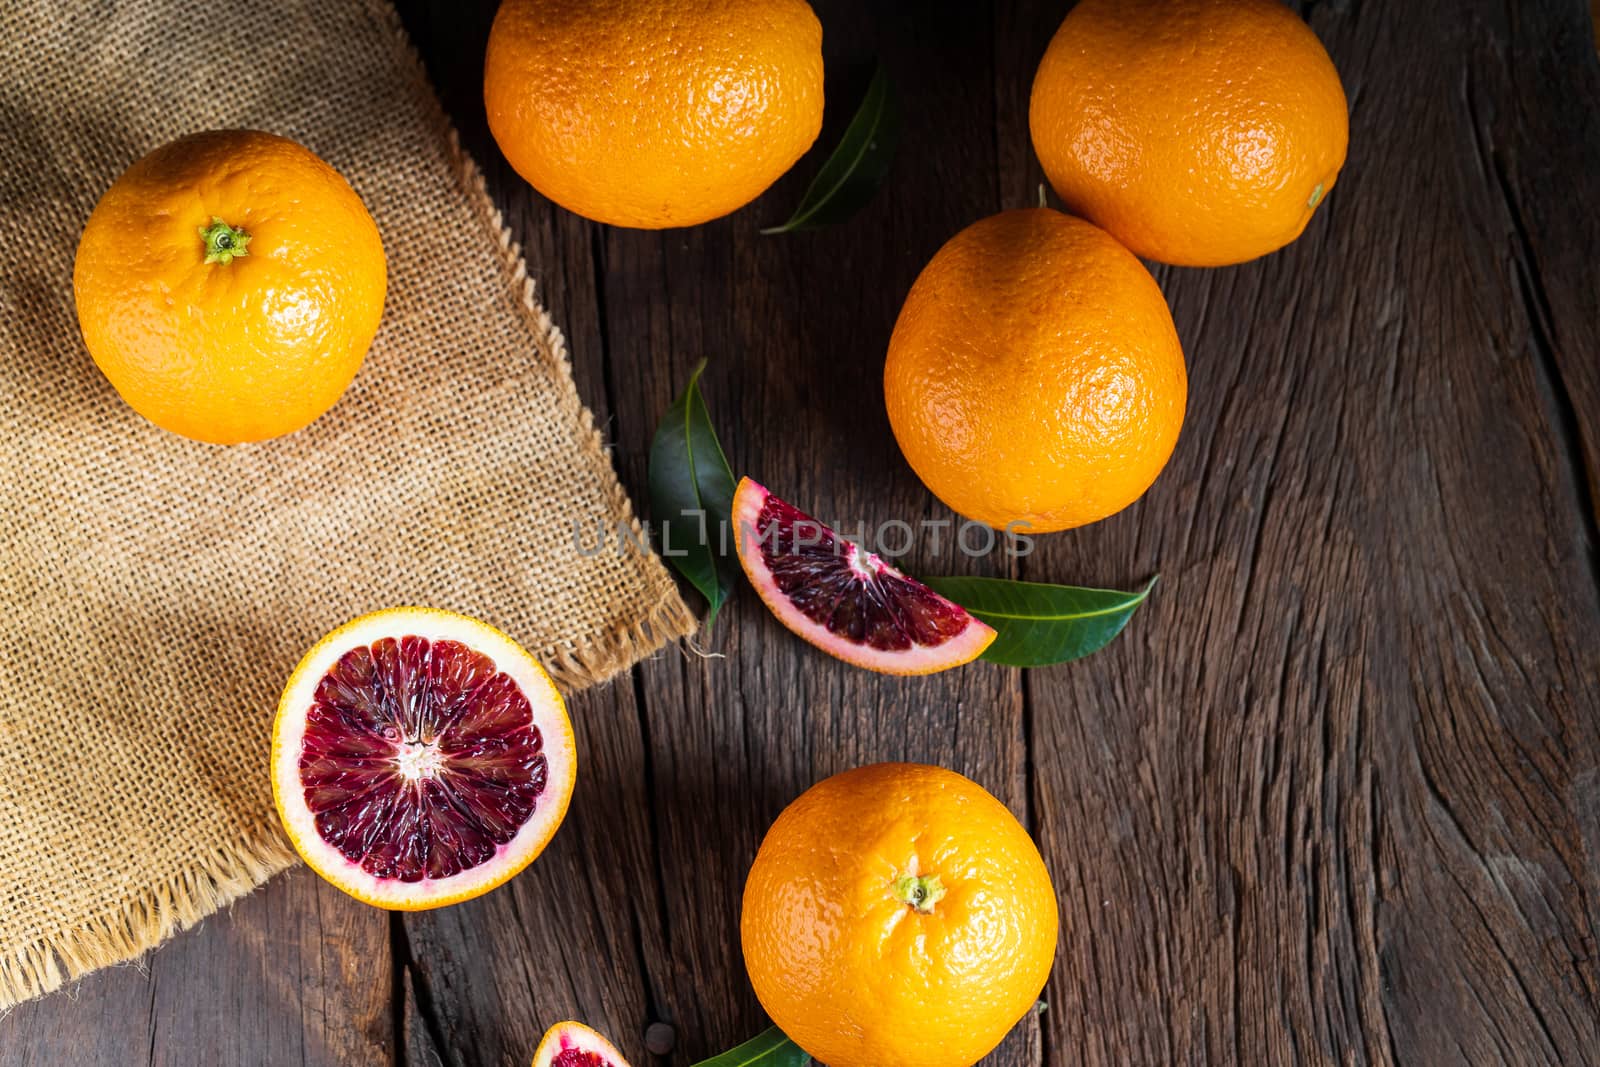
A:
73 129 386 444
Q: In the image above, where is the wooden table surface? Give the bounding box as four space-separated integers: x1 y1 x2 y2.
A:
7 1 1600 1064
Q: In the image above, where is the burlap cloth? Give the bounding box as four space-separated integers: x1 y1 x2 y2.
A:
0 0 696 1009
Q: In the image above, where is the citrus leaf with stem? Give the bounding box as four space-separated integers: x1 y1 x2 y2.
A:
648 360 739 627
762 63 899 234
921 575 1157 667
690 1027 810 1067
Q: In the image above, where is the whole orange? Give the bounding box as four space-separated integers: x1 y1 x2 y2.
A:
73 130 386 445
884 208 1186 533
741 763 1058 1067
483 0 824 229
1029 0 1348 267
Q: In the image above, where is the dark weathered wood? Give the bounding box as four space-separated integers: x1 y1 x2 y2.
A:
4 2 1597 1065
589 8 1035 1065
397 683 674 1066
0 868 390 1066
384 4 1036 1067
147 870 392 1066
382 4 676 1062
1004 2 1600 1064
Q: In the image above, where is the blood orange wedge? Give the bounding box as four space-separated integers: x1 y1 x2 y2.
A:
533 1021 633 1067
271 607 575 910
731 478 997 674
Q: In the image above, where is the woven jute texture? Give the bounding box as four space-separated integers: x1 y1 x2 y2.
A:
0 0 695 1008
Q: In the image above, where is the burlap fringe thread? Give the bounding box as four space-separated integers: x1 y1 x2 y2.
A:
461 129 699 692
0 0 698 1009
0 830 299 1009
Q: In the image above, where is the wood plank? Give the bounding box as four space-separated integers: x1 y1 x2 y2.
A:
399 684 670 1066
393 1 1037 1064
388 5 678 1064
146 870 392 1066
0 946 155 1066
1006 1 1600 1064
0 868 390 1067
595 2 1034 1062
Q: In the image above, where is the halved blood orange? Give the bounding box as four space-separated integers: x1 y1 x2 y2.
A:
271 607 575 910
532 1021 634 1067
731 478 996 674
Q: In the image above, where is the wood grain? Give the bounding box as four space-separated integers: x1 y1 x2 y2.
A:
394 3 1035 1063
0 868 390 1066
1004 2 1600 1064
3 2 1597 1065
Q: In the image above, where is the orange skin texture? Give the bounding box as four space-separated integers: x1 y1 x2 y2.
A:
73 130 386 445
741 763 1059 1067
884 208 1186 533
483 0 824 229
1029 0 1349 267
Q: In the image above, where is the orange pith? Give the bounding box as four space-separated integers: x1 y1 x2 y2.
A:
741 763 1059 1067
483 0 824 229
885 207 1187 533
1029 0 1349 266
73 129 386 444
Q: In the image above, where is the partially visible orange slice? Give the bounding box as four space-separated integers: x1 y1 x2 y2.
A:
271 607 575 910
533 1021 633 1067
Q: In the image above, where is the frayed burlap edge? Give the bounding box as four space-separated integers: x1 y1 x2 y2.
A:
457 142 699 690
0 825 298 1010
0 0 696 1011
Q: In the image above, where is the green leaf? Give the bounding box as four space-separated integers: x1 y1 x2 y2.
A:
761 64 900 234
648 360 738 627
691 1027 809 1067
921 575 1158 668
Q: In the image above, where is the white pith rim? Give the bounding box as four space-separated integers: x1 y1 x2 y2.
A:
271 607 576 908
732 479 997 675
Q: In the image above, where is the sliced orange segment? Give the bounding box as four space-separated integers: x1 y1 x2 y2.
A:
732 478 996 674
